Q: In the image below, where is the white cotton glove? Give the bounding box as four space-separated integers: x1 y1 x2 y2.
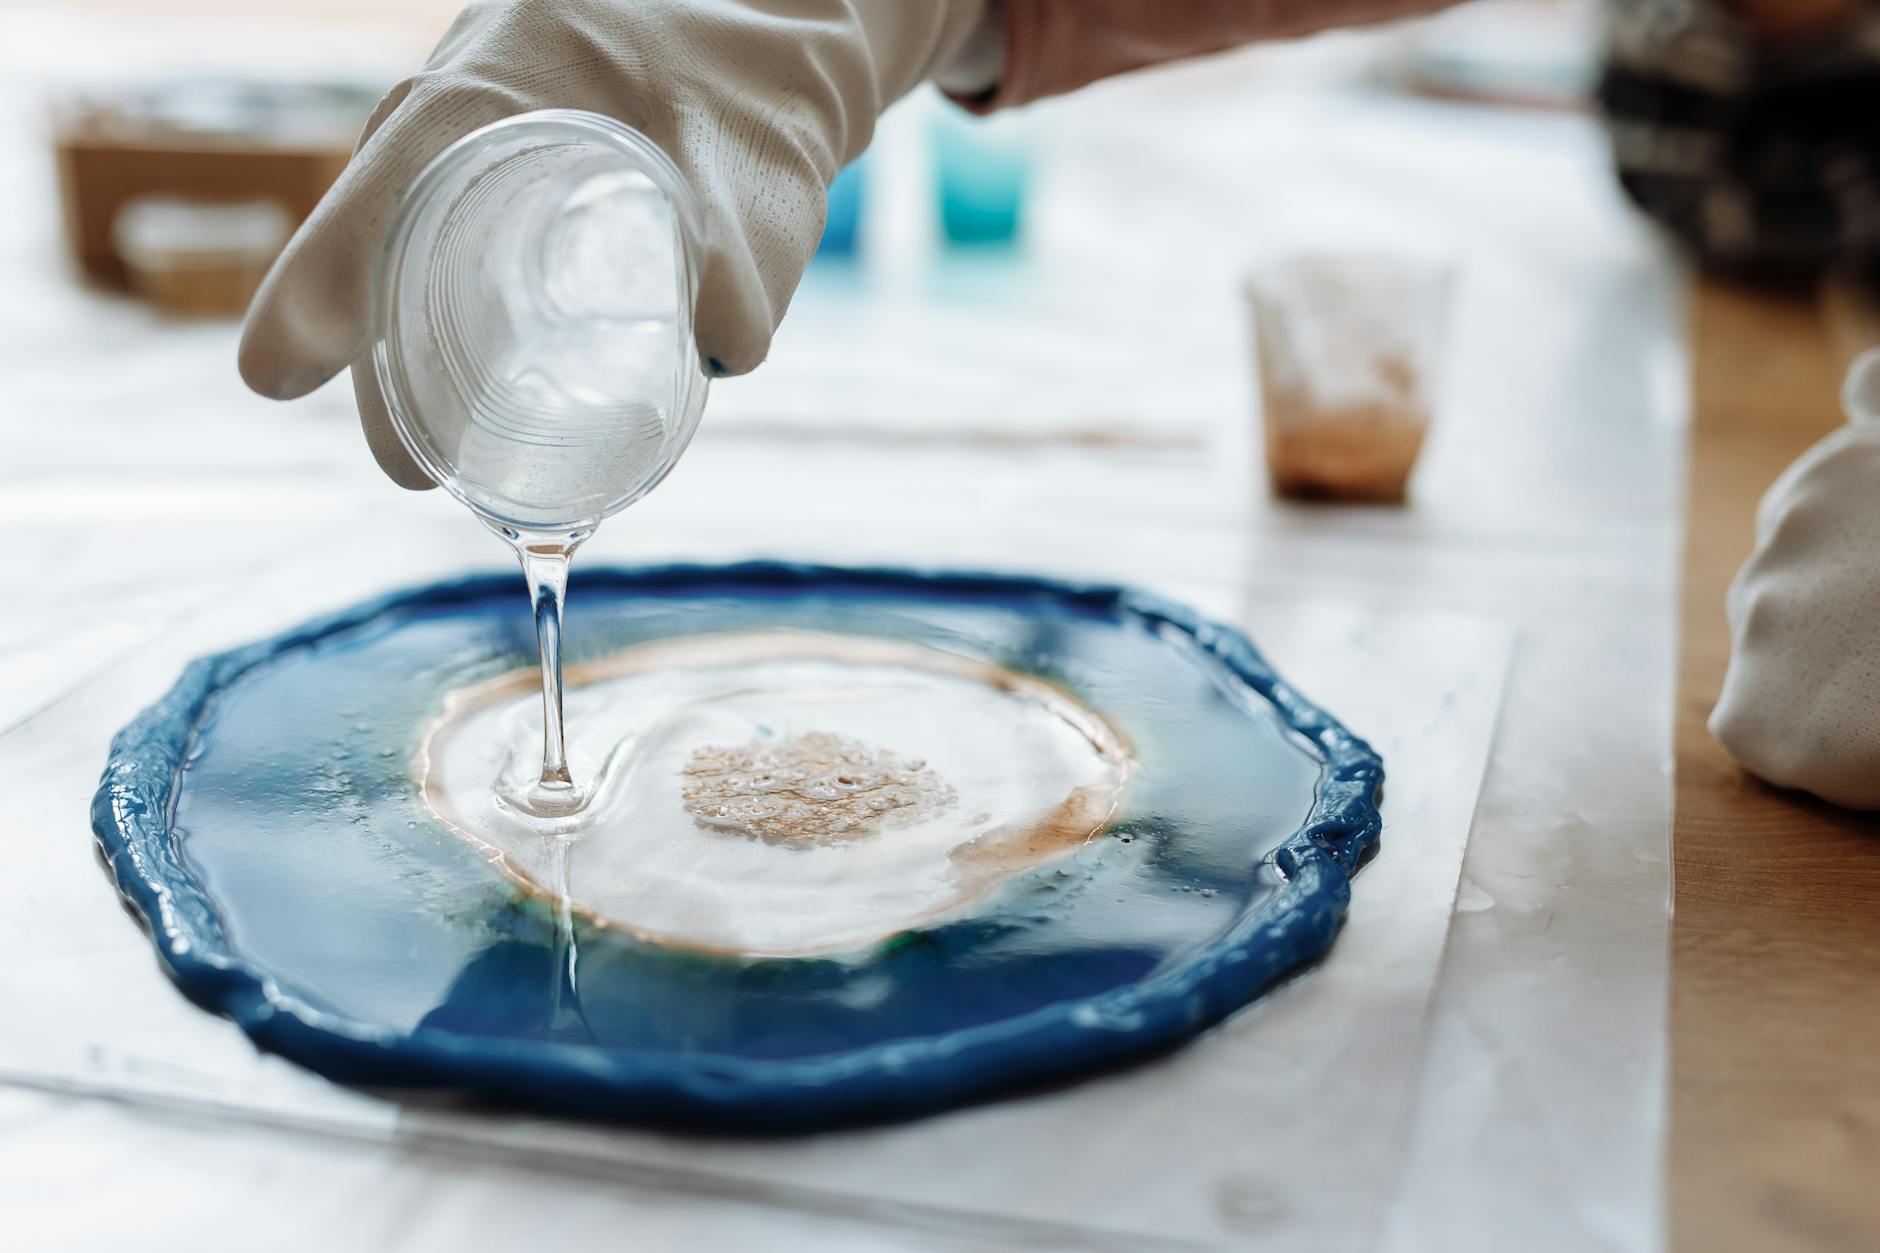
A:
239 0 994 488
1712 349 1880 808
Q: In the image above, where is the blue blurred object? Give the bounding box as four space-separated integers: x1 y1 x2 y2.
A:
815 158 867 258
932 106 1031 246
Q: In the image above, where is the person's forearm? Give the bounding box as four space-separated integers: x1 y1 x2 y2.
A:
962 0 1459 110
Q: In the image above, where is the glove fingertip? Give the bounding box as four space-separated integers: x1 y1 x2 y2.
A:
239 344 335 401
691 231 792 379
238 227 369 400
692 296 772 380
238 283 322 400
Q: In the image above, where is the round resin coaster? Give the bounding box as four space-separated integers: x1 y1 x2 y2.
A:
93 563 1383 1130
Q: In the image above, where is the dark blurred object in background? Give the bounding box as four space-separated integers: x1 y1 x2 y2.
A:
1599 0 1880 282
53 77 372 313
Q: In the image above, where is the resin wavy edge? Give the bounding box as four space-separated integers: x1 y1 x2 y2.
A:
90 562 1385 1132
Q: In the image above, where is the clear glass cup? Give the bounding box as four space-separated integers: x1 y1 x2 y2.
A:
1244 253 1452 503
372 109 710 819
373 109 710 541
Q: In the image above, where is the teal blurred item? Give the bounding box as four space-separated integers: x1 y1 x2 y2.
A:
931 106 1031 246
816 157 867 259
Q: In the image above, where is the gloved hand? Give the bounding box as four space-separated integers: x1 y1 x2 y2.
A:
1711 349 1880 808
239 0 995 487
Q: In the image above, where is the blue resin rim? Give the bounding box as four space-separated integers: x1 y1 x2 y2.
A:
91 562 1384 1131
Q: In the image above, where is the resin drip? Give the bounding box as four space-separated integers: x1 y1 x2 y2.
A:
545 832 587 1037
417 631 1135 957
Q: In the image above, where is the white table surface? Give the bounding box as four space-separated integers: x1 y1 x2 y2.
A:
0 7 1681 1249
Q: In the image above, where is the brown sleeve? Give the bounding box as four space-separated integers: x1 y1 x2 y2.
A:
966 0 1458 111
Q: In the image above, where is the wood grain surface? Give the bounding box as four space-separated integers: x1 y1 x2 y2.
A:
1674 279 1880 1253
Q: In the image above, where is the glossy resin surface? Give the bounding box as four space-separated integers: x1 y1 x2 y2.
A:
93 563 1383 1131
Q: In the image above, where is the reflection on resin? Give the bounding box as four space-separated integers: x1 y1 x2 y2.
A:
417 630 1133 957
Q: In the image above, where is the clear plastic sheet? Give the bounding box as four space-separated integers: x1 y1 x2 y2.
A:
0 521 1507 1250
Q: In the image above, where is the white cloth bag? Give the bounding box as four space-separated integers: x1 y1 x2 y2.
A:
1713 348 1880 807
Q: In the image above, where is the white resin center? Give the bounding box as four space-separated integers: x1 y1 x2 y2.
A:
418 631 1131 956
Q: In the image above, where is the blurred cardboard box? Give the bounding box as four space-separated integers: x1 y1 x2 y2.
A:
52 77 372 302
